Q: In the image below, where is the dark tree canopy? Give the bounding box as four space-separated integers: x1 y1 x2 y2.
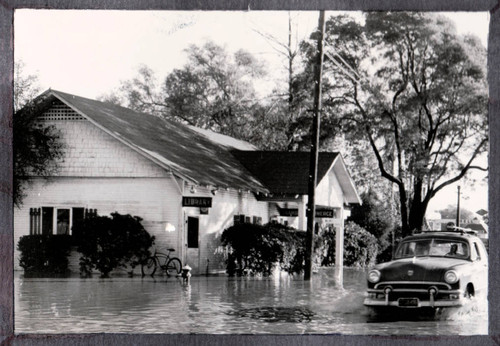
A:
14 62 64 207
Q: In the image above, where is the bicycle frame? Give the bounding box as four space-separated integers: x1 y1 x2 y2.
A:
152 248 174 270
141 247 182 277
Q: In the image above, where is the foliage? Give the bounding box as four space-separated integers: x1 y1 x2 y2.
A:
376 226 404 263
74 213 155 277
14 61 42 112
163 41 266 136
222 222 312 276
17 234 73 275
343 222 378 268
102 41 276 147
13 78 65 207
222 221 379 274
222 223 284 276
99 65 164 115
348 189 396 239
299 12 488 236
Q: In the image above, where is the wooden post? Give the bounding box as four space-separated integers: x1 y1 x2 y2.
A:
304 10 326 281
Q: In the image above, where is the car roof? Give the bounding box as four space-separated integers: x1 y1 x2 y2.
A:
402 230 480 242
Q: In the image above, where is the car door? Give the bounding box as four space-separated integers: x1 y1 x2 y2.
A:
469 240 488 294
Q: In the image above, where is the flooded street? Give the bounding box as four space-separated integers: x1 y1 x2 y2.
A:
14 268 487 335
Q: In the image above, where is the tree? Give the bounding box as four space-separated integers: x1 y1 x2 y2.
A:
300 12 488 236
103 41 272 145
163 41 268 138
99 64 165 115
348 188 397 240
250 12 313 150
14 62 64 207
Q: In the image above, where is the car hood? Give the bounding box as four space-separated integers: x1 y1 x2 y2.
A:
373 257 469 282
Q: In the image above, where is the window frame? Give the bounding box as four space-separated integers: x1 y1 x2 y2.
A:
30 206 89 236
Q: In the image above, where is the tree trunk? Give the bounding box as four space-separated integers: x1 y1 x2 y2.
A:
397 184 411 237
408 180 429 233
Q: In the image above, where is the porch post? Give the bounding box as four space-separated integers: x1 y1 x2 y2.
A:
298 195 307 231
335 206 344 285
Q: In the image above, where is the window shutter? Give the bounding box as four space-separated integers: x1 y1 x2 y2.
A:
29 208 41 235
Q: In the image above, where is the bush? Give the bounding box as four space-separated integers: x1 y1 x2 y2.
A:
343 221 378 268
266 223 307 275
221 221 379 275
17 234 72 275
74 212 155 277
221 222 309 276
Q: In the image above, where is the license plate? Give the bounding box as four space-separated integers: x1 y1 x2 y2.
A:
398 298 419 307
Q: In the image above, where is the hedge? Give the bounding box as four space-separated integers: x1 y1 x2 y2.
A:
17 234 73 275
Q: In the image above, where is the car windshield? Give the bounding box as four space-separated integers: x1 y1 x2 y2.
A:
394 238 470 259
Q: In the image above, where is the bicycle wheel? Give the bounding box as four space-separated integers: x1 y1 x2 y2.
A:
165 258 182 276
141 257 158 277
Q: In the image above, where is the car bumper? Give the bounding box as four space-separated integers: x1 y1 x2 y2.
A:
363 297 464 308
364 288 465 308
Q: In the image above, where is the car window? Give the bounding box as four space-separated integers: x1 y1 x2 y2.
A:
394 238 469 259
471 242 481 261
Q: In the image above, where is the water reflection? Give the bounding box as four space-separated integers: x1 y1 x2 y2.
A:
14 268 487 335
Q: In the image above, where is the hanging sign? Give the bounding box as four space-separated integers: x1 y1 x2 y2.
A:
182 197 212 208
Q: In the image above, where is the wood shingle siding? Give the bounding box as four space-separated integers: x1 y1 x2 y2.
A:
41 104 170 178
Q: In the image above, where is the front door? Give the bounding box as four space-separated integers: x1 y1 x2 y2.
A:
186 217 200 273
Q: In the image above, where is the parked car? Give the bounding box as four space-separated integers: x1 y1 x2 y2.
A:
364 229 488 311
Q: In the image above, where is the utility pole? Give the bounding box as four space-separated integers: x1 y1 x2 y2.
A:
456 185 461 228
304 10 326 281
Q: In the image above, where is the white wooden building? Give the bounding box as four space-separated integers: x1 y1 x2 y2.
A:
14 90 361 275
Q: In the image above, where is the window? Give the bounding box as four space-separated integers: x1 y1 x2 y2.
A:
395 239 469 259
29 207 95 236
233 214 245 225
42 207 54 235
471 242 481 261
29 208 41 235
252 216 262 225
56 209 70 235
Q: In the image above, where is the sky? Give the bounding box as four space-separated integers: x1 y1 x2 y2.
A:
13 10 490 215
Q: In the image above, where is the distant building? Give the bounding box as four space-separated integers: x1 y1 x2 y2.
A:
14 90 361 274
426 212 488 241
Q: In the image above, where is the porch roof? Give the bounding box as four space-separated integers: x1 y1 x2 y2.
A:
232 151 361 204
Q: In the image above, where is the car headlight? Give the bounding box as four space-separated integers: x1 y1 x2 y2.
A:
368 269 381 283
444 270 459 284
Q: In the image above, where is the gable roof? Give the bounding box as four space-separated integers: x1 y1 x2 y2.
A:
39 90 268 193
232 151 361 204
33 90 360 203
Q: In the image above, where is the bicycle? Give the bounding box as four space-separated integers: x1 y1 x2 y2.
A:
141 247 182 277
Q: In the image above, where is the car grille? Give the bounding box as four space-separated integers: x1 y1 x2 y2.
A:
370 281 458 301
374 281 452 291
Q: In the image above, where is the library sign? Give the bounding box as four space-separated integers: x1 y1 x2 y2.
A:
182 197 212 208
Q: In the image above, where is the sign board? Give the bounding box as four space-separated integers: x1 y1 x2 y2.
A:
182 197 212 208
279 208 299 217
316 209 335 218
278 207 340 218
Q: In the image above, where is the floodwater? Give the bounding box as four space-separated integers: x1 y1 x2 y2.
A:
14 268 488 335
